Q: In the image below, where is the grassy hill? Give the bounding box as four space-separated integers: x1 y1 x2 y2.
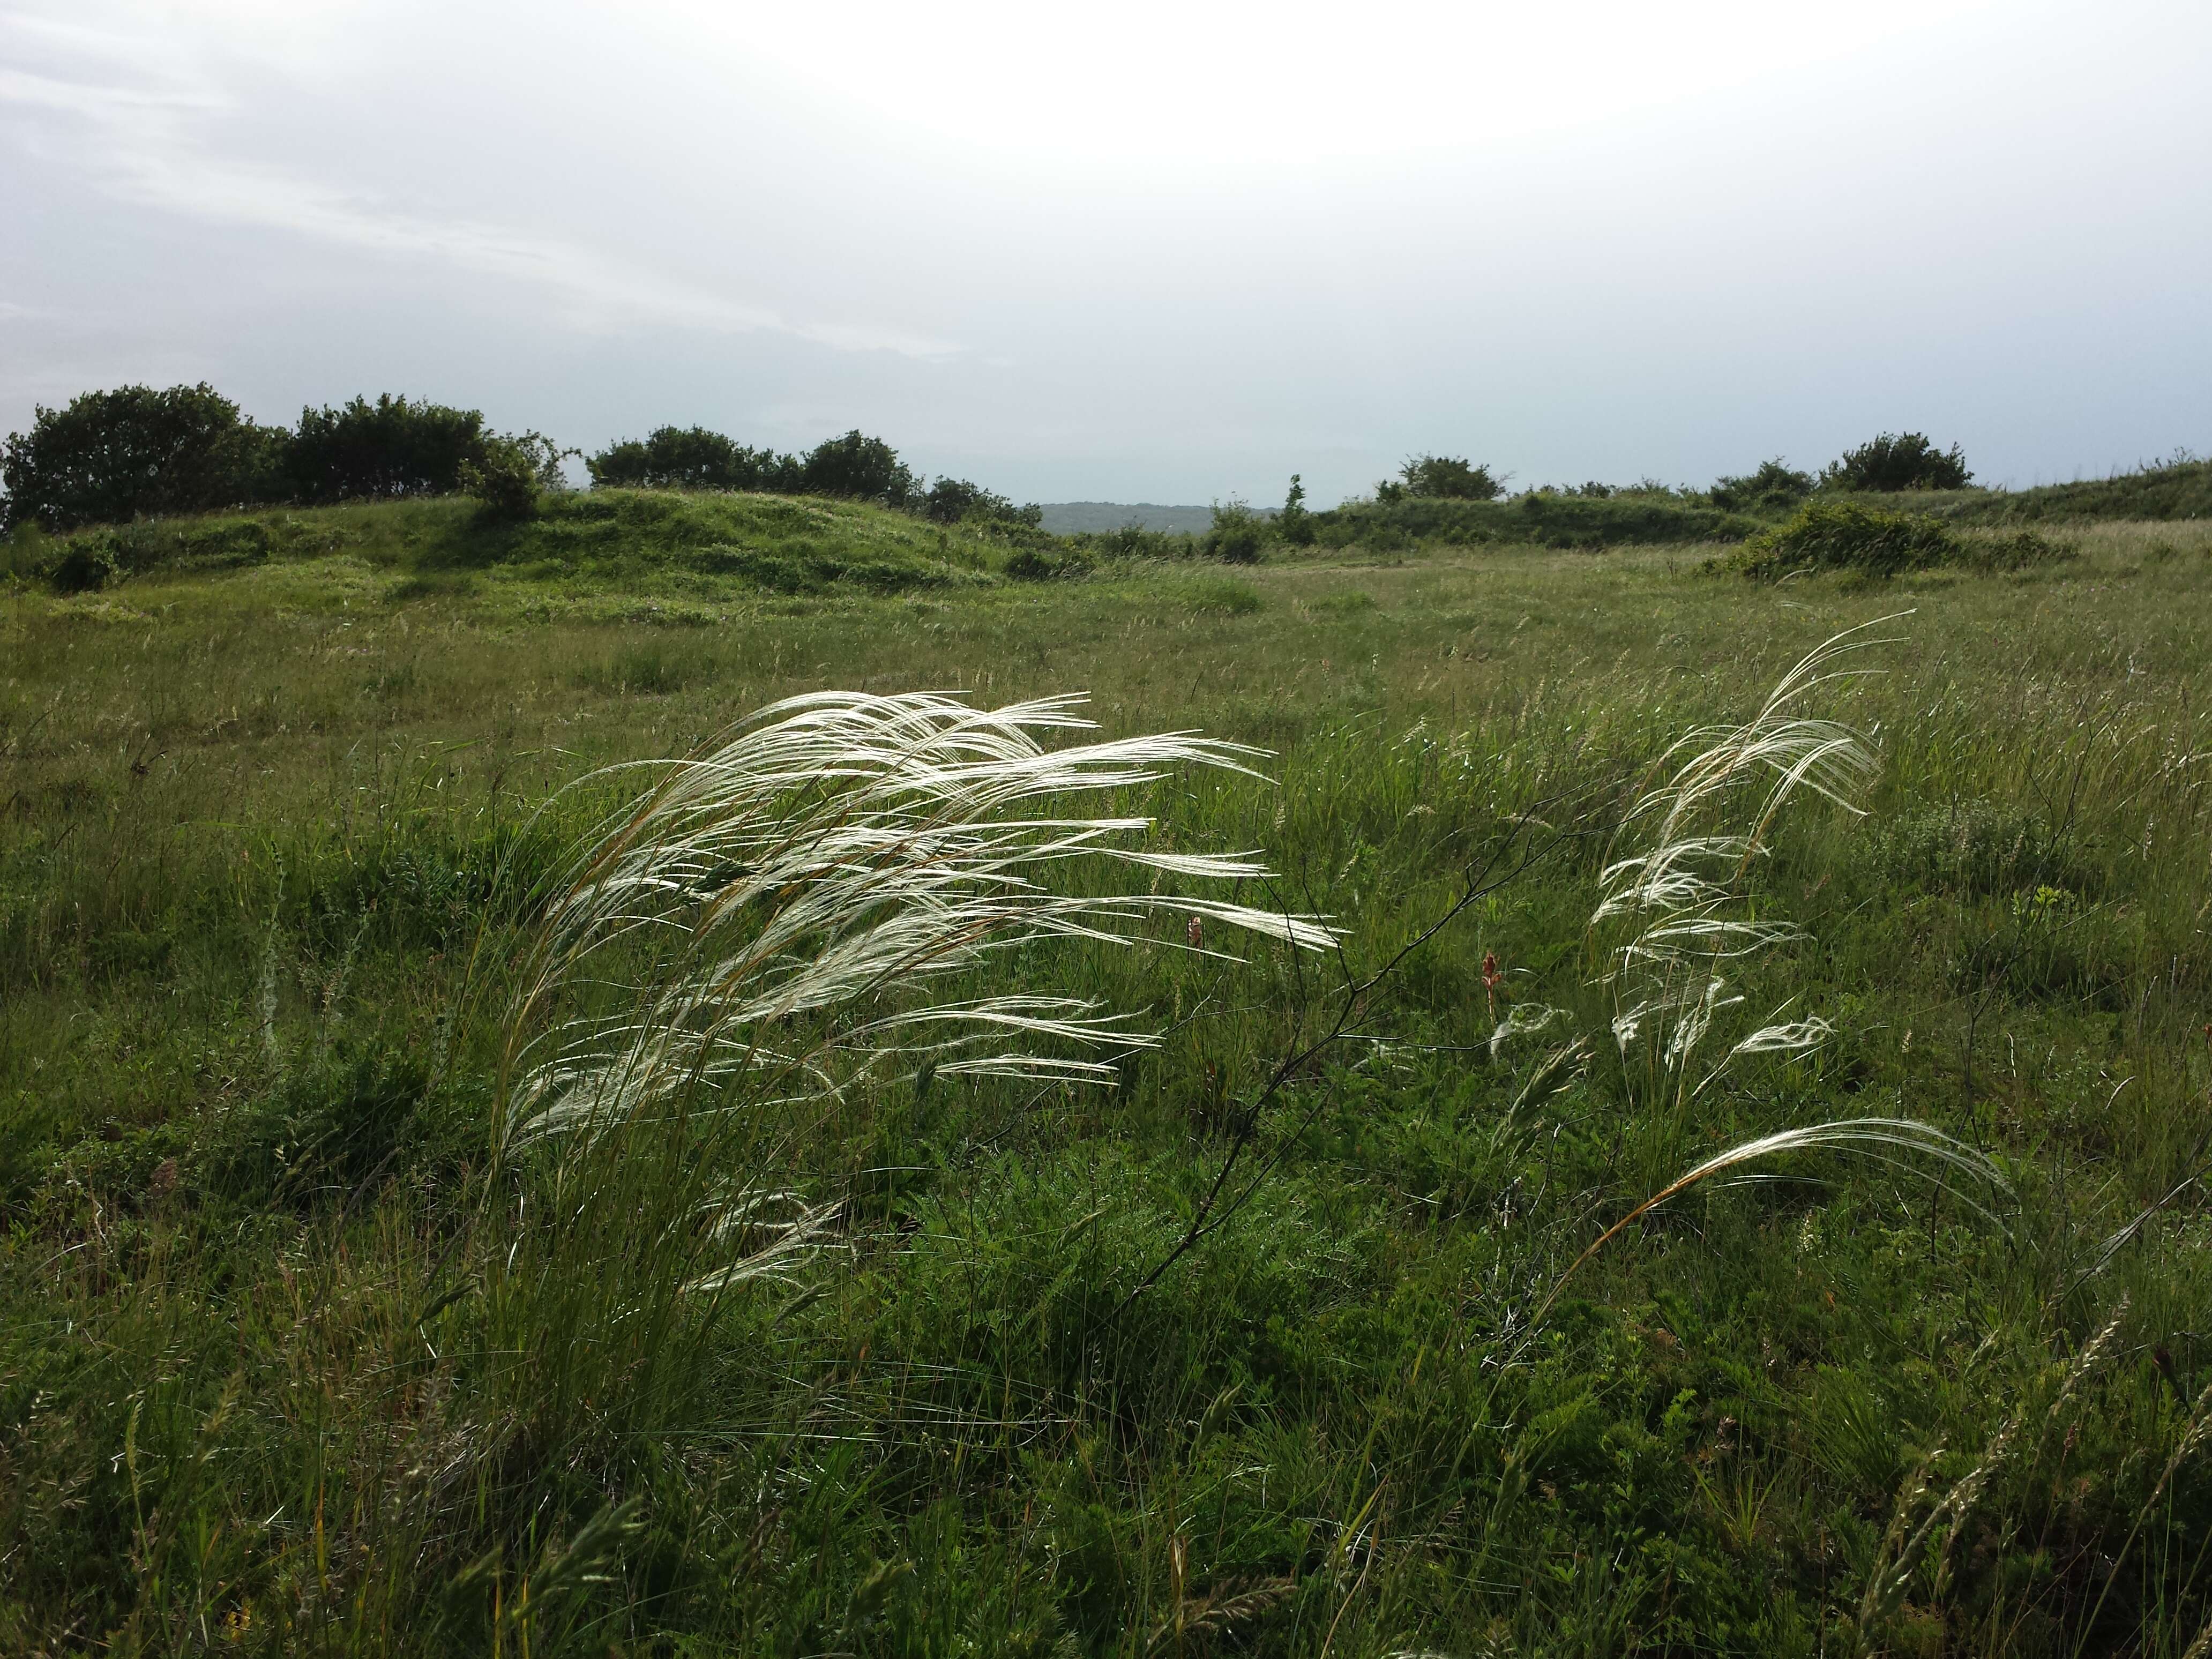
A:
4 496 2212 1654
7 489 1027 606
1811 454 2212 527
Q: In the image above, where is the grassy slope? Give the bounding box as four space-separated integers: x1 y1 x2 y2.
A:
5 497 2212 1654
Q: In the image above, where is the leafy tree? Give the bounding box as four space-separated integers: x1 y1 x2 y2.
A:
461 431 580 522
1203 499 1266 564
1709 458 1815 514
285 394 492 503
1278 474 1314 545
799 430 915 507
1821 432 1972 492
1 383 285 531
1398 454 1504 501
921 476 1042 528
585 426 798 492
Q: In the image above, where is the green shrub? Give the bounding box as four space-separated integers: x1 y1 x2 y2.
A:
585 425 798 492
286 393 492 502
1724 498 1964 577
1202 499 1267 563
1315 492 1759 551
1821 431 1972 492
1 383 287 531
799 430 916 507
1065 524 1200 561
923 476 1042 528
1708 458 1815 514
460 431 578 522
1277 474 1315 545
49 542 117 595
1396 454 1504 500
1727 499 2075 579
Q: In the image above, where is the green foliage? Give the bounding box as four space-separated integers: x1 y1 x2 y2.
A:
1727 498 1947 576
1822 431 1973 492
1063 522 1202 561
585 424 799 492
922 476 1043 528
200 1044 431 1209
1396 452 1505 500
0 382 286 532
1002 544 1089 580
1709 458 1816 515
1202 498 1267 563
1723 498 2072 579
1318 491 1761 550
1940 451 2212 525
800 429 917 508
5 485 2212 1654
460 431 578 522
1277 473 1314 545
1179 573 1262 613
285 393 493 502
0 520 49 582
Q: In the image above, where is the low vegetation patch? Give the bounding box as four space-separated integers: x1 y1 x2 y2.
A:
1317 490 1762 551
1179 573 1264 614
1720 497 2072 578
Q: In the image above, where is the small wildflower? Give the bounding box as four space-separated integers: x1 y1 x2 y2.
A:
1187 915 1204 950
1482 951 1503 1017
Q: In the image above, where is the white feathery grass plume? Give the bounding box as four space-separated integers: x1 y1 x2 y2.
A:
503 691 1334 1147
1594 619 1900 1077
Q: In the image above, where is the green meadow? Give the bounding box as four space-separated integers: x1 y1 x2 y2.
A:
5 488 2212 1655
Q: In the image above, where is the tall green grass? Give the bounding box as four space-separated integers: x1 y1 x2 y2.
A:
3 505 2211 1652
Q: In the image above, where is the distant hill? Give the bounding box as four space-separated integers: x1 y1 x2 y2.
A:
1037 502 1217 535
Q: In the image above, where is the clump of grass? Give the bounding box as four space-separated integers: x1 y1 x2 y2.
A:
1002 544 1091 581
1180 576 1262 616
1307 589 1377 615
574 640 716 696
1720 498 2071 579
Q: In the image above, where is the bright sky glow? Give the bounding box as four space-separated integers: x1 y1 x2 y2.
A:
2 0 2207 501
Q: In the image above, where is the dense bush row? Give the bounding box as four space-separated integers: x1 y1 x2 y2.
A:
1351 432 1971 523
0 385 579 532
586 424 1043 529
0 388 1046 537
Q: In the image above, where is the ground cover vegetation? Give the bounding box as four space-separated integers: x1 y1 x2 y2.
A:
4 459 2212 1656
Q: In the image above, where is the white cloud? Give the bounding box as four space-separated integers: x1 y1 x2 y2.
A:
0 8 959 356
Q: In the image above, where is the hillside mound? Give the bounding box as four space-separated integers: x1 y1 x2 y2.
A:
11 489 1013 596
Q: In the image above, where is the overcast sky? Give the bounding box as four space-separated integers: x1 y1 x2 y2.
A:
3 1 2208 504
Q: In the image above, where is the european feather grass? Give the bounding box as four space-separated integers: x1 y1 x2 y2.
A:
1528 622 2009 1323
507 691 1331 1133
